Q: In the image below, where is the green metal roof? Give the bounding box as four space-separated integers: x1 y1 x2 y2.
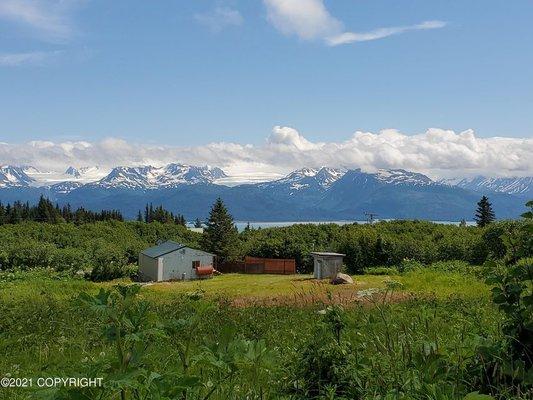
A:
141 240 186 258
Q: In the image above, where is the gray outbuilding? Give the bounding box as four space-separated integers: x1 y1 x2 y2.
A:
139 241 215 282
311 252 346 279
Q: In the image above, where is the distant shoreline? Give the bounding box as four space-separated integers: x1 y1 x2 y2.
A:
225 220 477 231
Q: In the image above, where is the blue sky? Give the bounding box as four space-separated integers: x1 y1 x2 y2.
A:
0 1 532 179
1 0 532 145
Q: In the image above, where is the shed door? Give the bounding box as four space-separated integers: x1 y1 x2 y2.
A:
157 258 164 281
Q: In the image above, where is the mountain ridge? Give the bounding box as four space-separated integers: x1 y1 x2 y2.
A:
0 163 530 221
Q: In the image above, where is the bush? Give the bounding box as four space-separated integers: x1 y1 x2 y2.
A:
398 259 425 273
364 266 399 275
428 260 477 274
292 339 356 398
52 247 89 272
89 244 129 281
7 240 56 270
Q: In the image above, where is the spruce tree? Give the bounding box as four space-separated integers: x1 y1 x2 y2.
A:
136 210 143 222
474 196 496 227
521 200 533 220
201 198 239 264
194 218 203 228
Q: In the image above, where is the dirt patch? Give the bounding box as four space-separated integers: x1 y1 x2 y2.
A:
228 287 412 308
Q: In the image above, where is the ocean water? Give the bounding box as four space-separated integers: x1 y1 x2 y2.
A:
232 220 476 232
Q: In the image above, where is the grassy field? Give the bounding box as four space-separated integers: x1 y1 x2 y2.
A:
0 265 513 400
0 267 489 302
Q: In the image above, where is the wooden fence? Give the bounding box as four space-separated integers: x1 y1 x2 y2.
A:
218 256 296 275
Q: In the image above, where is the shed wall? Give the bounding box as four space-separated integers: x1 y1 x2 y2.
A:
313 256 343 279
139 253 160 281
160 248 214 281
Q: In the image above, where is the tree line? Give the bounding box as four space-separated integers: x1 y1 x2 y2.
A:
186 196 532 273
0 194 530 280
137 203 186 226
0 196 123 224
0 197 189 226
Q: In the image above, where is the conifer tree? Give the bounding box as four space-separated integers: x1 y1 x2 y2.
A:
474 196 496 227
194 218 203 228
201 198 239 264
521 200 533 220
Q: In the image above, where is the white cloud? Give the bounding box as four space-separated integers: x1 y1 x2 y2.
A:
327 20 447 46
0 50 62 66
264 0 342 40
0 127 531 180
263 0 446 46
195 6 243 32
0 0 84 42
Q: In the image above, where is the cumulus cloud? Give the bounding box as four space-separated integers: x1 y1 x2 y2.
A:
195 6 243 32
264 0 342 41
0 127 531 181
263 0 446 46
0 0 84 42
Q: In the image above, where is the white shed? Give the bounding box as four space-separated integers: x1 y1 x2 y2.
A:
311 252 346 280
139 241 215 282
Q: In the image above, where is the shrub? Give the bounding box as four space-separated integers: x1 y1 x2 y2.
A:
89 244 129 281
7 240 56 270
429 260 476 274
292 339 355 398
52 247 89 272
364 266 399 275
398 259 425 273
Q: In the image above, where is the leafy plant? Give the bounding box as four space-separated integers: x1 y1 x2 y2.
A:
475 202 533 395
78 284 166 400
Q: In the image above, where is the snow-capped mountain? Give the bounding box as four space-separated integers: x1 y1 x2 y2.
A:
259 167 346 193
441 176 532 196
21 165 106 186
375 169 434 186
48 181 85 195
0 163 529 221
93 164 227 189
65 166 82 178
260 167 433 196
0 166 34 188
64 166 102 180
21 166 41 174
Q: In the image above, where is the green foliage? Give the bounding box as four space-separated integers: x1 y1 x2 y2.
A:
520 200 533 220
474 204 533 396
0 218 530 281
483 258 533 388
364 266 399 275
240 220 507 274
89 243 129 281
202 198 239 263
290 304 354 399
475 196 496 227
398 258 425 273
52 247 89 272
1 267 529 400
0 196 123 225
141 203 186 225
76 284 166 400
0 220 201 279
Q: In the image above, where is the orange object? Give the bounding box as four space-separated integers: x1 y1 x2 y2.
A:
196 266 214 276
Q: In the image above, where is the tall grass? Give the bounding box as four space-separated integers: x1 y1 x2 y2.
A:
1 264 525 399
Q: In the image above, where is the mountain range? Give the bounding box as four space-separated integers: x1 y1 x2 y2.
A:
0 164 530 221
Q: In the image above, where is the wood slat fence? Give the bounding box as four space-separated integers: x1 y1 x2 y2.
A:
218 256 296 275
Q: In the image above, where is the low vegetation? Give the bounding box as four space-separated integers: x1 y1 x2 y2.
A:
0 201 531 399
0 218 530 279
